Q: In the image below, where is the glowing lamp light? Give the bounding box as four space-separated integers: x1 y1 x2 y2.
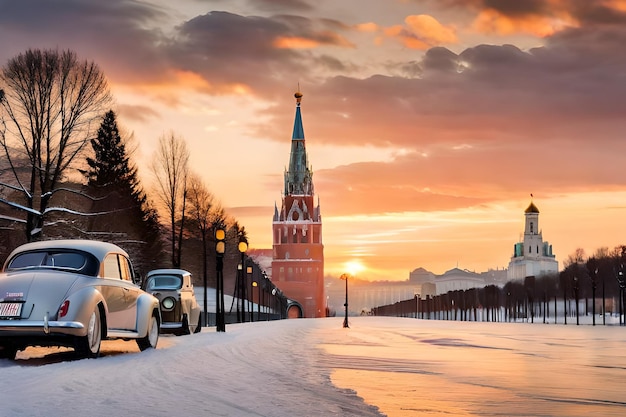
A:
215 229 225 254
216 241 225 254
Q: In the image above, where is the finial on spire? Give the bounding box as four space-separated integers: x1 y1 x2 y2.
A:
295 83 303 105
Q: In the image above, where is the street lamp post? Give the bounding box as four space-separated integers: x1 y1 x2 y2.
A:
340 273 350 328
618 269 625 326
573 276 580 325
203 257 208 328
271 287 277 319
247 265 253 322
252 281 259 321
238 240 248 323
215 228 226 332
236 262 242 322
263 273 270 321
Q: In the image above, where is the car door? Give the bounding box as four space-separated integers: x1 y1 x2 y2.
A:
101 254 137 331
118 255 141 330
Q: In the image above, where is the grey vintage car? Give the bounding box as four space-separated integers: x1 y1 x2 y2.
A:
0 239 161 359
143 269 201 335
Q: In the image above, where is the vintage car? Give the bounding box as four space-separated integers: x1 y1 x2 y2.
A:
143 269 201 335
0 239 161 359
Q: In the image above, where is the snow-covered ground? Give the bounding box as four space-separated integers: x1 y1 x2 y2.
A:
2 317 626 417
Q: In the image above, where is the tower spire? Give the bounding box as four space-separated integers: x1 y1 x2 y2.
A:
292 88 304 139
285 88 313 196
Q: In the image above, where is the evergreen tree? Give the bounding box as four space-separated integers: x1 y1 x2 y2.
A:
87 111 141 200
85 110 165 274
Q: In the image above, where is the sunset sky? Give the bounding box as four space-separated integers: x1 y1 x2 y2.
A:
2 0 626 281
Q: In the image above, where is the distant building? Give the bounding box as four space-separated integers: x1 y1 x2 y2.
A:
326 266 508 315
507 199 558 281
411 267 508 298
435 268 489 295
271 90 325 318
409 267 436 285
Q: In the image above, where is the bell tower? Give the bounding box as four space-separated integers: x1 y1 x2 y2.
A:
271 90 325 318
507 197 558 280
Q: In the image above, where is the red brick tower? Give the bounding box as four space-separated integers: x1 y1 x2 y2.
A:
271 90 325 318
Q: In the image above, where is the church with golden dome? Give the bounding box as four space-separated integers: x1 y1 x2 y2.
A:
507 198 559 281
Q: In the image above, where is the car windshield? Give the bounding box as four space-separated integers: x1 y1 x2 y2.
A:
6 250 99 276
145 275 182 290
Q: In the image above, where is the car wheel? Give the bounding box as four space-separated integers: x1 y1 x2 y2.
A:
137 312 159 351
75 306 102 358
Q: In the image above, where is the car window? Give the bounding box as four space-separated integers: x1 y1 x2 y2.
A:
7 252 47 269
45 252 86 269
6 250 99 276
118 255 132 282
145 275 182 290
102 254 122 279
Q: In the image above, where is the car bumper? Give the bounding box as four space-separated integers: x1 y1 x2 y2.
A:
160 322 184 332
0 318 85 337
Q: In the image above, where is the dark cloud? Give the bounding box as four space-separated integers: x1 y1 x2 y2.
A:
116 103 160 123
422 46 460 73
166 11 306 95
0 0 171 83
0 1 354 98
244 0 314 12
433 0 626 26
481 0 550 17
164 11 354 97
430 0 549 16
0 0 167 29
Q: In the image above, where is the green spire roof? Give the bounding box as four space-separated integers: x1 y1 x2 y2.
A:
292 101 305 140
285 90 313 196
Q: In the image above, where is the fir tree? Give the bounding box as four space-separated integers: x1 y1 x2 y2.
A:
85 110 165 274
87 111 141 200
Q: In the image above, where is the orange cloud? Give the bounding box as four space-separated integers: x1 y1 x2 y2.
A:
384 14 458 49
472 8 576 37
274 31 354 49
274 36 320 49
354 22 379 33
115 69 251 108
606 0 626 12
405 15 458 44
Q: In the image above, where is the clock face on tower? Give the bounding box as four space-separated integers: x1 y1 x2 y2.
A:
305 248 309 256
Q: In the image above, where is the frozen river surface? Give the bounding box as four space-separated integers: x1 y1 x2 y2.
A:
1 316 625 416
323 317 626 416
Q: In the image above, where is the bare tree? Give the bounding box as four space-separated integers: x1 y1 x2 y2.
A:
563 248 586 269
187 173 227 325
0 48 111 240
151 131 189 268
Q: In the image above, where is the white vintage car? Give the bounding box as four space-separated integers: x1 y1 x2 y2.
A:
143 269 201 335
0 239 161 359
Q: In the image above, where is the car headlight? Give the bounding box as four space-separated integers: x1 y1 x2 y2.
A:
161 297 176 311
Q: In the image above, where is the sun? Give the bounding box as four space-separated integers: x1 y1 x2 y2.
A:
344 260 366 276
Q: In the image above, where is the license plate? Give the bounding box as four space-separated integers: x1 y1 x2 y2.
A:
0 302 23 318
